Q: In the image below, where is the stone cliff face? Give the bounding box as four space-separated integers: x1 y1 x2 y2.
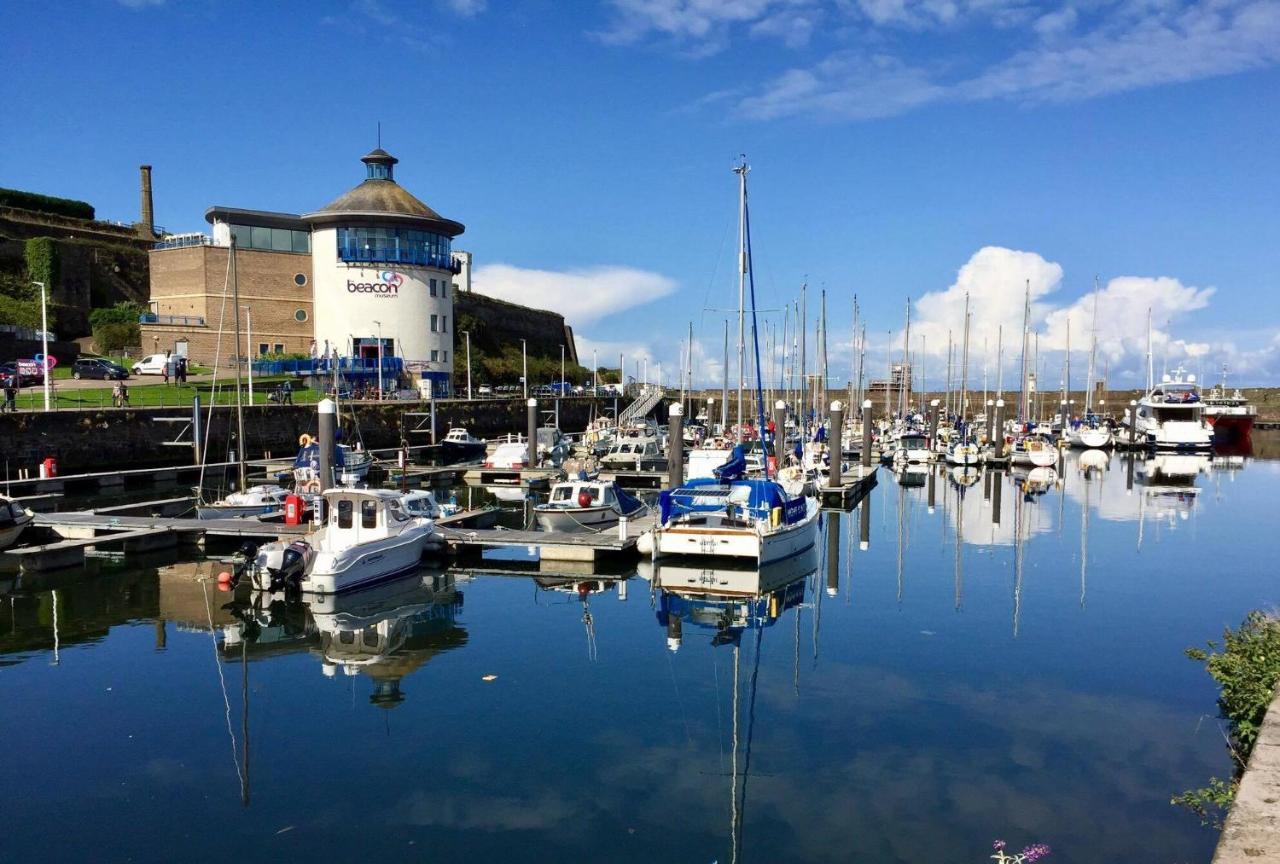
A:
454 293 578 364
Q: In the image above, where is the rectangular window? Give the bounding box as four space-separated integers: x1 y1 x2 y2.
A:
258 343 268 356
441 315 447 333
361 499 378 529
250 225 272 250
273 343 284 354
442 350 448 363
230 224 252 248
270 228 293 252
336 499 353 529
291 230 310 254
441 282 447 298
431 350 439 362
429 278 437 297
430 314 438 332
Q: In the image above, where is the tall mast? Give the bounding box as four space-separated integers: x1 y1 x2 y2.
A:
900 298 911 417
686 320 694 416
1145 307 1153 391
1018 279 1031 422
799 286 807 428
885 330 893 418
944 329 953 418
848 295 858 415
1062 316 1070 422
734 159 749 442
1085 280 1098 413
820 289 829 417
229 239 247 491
959 292 970 423
721 319 729 432
856 324 866 416
996 324 1003 400
919 334 926 411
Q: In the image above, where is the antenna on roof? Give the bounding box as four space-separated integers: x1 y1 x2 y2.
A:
377 121 381 149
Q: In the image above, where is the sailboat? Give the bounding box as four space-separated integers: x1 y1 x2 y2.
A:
1067 289 1113 449
196 239 290 520
638 159 819 564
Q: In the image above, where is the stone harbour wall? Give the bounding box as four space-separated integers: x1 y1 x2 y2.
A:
0 397 630 475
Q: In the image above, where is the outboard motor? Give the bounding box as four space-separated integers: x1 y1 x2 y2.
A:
267 540 311 593
230 541 260 588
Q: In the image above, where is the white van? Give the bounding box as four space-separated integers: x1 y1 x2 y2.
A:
132 353 174 376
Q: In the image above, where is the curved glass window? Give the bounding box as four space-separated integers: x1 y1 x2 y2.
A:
336 226 455 270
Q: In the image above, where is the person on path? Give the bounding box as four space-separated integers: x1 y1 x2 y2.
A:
162 357 170 385
280 378 293 405
1 379 17 413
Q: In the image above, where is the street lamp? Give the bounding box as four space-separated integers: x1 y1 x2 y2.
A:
593 348 598 394
560 344 565 397
461 329 472 399
372 320 383 399
32 281 49 411
521 338 527 399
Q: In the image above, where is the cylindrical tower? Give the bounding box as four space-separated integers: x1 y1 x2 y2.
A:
303 149 465 397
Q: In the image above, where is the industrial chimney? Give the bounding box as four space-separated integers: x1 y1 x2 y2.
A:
139 165 154 236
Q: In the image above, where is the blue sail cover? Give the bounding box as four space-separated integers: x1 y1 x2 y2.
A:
659 477 807 527
293 442 346 471
713 445 747 481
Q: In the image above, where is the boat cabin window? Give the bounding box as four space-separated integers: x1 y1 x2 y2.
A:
363 627 379 647
388 503 410 523
552 486 573 502
336 499 353 529
362 499 379 529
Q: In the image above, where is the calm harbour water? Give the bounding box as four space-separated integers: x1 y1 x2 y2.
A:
3 447 1278 863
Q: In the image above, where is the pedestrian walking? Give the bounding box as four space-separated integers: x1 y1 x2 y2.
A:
162 358 170 385
281 378 293 405
112 381 124 408
178 356 188 384
1 379 17 413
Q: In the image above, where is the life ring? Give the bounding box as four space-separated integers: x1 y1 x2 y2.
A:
298 433 313 447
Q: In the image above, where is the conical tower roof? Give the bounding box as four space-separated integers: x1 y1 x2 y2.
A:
302 149 464 237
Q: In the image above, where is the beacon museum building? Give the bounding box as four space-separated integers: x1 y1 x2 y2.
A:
142 149 465 396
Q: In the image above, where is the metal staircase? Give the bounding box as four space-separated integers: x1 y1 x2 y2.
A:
618 386 665 425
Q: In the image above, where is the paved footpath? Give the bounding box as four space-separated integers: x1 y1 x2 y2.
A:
1214 687 1280 863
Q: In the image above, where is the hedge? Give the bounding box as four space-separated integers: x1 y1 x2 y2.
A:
24 238 60 290
0 188 95 220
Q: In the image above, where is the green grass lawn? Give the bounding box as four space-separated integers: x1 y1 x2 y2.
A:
7 376 321 410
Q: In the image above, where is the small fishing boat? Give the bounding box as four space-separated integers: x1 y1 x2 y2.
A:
241 488 443 594
945 437 981 466
338 444 374 484
485 437 530 470
1066 418 1113 450
1010 433 1058 468
439 427 487 464
534 478 645 533
600 435 665 471
196 484 291 520
0 496 34 549
400 489 460 519
893 432 932 466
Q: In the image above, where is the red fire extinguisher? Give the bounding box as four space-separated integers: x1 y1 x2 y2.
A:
284 494 302 525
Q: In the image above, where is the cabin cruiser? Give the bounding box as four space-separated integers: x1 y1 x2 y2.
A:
484 437 530 470
399 489 460 520
945 436 981 466
893 432 933 465
239 488 443 594
1202 385 1256 444
534 478 645 532
600 435 665 471
0 496 34 550
338 444 374 485
439 427 487 464
196 484 291 520
1128 369 1214 451
638 447 819 564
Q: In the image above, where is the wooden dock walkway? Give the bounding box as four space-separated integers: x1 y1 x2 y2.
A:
440 513 656 562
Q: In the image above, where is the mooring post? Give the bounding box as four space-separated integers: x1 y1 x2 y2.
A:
992 468 1002 525
861 399 873 469
526 399 538 468
828 400 844 488
929 399 940 449
668 402 684 488
985 399 994 445
859 489 871 550
928 465 936 513
994 399 1005 457
826 511 841 596
430 397 437 445
1128 399 1137 450
318 397 336 520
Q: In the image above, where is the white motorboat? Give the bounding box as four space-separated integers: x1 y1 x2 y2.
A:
600 435 664 470
1128 369 1214 451
338 444 374 484
0 496 35 549
484 437 530 470
439 427 487 464
893 432 932 465
243 488 443 594
196 484 290 520
399 489 460 520
945 438 981 466
534 479 646 533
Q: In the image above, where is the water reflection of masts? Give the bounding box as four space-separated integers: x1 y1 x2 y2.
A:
728 620 765 864
954 482 964 611
1013 479 1024 637
1080 468 1090 609
896 476 906 605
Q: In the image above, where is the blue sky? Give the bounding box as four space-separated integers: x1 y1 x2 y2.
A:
4 0 1279 385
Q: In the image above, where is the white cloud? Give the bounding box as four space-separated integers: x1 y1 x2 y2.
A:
596 0 818 50
442 0 487 16
117 0 164 7
471 263 678 328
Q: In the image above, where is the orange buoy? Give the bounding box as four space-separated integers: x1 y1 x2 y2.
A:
217 571 232 584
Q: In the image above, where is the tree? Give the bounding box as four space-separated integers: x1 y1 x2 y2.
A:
90 301 145 352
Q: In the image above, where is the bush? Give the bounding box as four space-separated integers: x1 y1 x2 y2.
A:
1173 611 1280 828
0 294 43 329
89 301 146 328
0 188 95 220
93 321 141 353
24 237 60 290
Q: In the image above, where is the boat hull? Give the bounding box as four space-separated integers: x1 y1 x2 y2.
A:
535 505 624 533
1206 414 1254 445
301 528 435 594
440 441 487 464
1067 427 1112 449
196 504 282 520
650 499 820 564
0 514 34 550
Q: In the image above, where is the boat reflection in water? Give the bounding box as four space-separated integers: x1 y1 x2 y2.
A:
638 546 815 650
532 575 629 662
307 570 466 706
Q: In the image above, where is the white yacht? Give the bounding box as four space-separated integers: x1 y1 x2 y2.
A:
893 432 933 466
1066 418 1113 450
945 438 981 466
196 484 291 520
1129 369 1214 451
400 489 460 519
0 496 34 550
439 427 487 463
1010 433 1058 468
600 435 664 470
245 488 443 594
534 478 645 532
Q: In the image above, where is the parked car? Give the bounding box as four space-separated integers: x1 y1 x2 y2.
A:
72 357 130 380
0 361 44 387
476 384 493 396
131 353 175 376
